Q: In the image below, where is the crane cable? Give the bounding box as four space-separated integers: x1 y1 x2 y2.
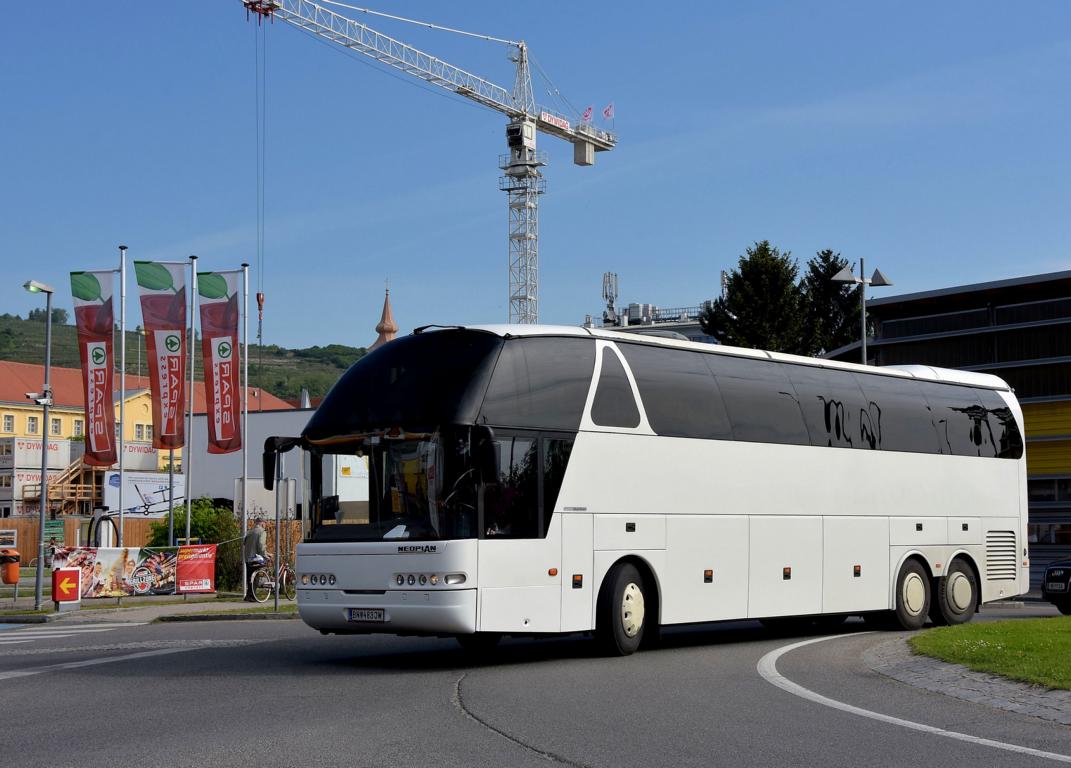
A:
255 19 267 367
318 0 519 47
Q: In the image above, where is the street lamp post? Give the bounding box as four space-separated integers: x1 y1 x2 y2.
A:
832 258 893 365
24 279 55 611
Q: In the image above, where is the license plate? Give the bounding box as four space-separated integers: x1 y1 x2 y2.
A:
348 608 386 622
1046 582 1067 592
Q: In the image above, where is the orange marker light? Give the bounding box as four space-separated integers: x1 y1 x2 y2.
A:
548 568 558 577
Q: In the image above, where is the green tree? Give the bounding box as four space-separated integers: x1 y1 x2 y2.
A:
700 241 807 353
27 307 69 324
800 249 862 356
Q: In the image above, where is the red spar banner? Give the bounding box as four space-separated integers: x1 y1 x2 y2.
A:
134 261 187 449
198 271 242 454
177 544 217 593
71 271 117 466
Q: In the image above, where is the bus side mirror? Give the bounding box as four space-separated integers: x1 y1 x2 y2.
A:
471 425 498 480
263 448 277 491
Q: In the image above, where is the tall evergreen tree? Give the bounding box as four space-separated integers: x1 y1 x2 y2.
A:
800 249 862 356
699 241 807 353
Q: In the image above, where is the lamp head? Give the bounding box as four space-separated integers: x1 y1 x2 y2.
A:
831 266 858 284
23 280 55 295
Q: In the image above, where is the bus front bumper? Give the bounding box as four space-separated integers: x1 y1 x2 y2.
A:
297 588 477 635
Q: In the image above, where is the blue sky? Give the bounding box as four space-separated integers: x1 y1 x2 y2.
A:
2 1 1069 348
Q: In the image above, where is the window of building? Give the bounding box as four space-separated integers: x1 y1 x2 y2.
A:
51 418 61 436
590 349 641 429
0 444 10 457
27 416 39 434
145 424 153 441
1028 523 1071 545
136 424 145 440
0 505 9 518
73 420 84 437
0 475 11 489
2 415 12 433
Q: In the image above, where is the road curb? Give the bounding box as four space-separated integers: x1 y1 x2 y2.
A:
155 612 299 623
0 613 63 624
864 636 1071 725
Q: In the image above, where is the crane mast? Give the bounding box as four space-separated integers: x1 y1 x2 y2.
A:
243 0 616 323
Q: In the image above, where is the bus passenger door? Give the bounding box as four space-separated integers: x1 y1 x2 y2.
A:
476 432 563 633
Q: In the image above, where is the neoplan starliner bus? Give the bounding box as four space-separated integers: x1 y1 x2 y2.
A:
263 325 1028 656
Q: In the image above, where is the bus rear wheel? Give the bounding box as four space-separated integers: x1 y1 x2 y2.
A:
931 558 977 626
893 559 931 630
596 562 647 656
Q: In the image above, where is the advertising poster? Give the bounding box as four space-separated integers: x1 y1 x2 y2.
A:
176 544 216 593
198 271 242 454
51 545 216 597
70 270 118 465
134 261 187 449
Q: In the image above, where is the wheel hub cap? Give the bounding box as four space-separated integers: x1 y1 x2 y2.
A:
949 573 972 612
621 582 645 638
903 573 926 616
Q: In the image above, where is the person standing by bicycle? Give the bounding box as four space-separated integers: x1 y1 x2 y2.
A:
242 520 267 601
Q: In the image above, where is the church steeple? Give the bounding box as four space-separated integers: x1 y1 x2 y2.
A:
370 288 398 350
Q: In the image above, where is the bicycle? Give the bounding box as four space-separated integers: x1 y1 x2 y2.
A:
249 557 296 603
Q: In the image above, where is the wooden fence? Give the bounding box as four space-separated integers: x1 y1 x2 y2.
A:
0 516 154 557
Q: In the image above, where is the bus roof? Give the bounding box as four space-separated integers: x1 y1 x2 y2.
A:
443 324 1014 392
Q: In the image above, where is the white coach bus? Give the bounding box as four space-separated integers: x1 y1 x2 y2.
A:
263 325 1028 655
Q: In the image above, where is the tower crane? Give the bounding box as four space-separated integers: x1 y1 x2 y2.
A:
242 0 616 323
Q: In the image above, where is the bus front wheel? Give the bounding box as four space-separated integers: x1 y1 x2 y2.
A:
893 559 931 630
596 562 647 656
931 558 977 626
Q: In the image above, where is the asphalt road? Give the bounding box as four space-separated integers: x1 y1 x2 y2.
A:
3 605 1068 768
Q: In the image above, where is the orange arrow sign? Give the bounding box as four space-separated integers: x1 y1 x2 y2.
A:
52 568 80 602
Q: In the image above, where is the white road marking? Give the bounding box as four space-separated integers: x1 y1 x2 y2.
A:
0 647 197 681
0 623 147 645
757 634 1071 764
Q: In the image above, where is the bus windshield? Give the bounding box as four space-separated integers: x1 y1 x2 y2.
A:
308 428 479 542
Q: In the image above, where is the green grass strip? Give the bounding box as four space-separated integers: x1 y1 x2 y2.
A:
909 616 1071 690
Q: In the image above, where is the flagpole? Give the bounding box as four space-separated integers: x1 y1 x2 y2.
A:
241 263 250 598
185 255 198 547
118 246 127 549
168 448 174 546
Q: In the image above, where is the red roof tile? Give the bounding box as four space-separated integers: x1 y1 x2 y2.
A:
0 360 293 412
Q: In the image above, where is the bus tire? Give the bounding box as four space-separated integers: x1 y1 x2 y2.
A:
893 559 931 630
931 558 977 626
456 632 501 653
596 562 647 656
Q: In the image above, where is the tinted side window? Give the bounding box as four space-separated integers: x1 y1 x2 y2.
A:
919 383 999 457
620 344 732 439
591 349 641 428
482 435 539 538
974 388 1023 460
480 338 595 430
542 437 574 535
785 365 871 449
853 374 941 453
705 356 809 445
